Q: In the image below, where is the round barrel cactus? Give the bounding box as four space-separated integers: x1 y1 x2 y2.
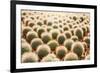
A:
56 46 68 59
63 25 69 31
57 34 66 45
83 36 90 48
21 42 32 55
64 39 74 51
47 40 59 51
36 44 51 59
71 36 78 41
37 27 46 38
22 52 39 63
71 42 84 58
31 38 43 50
41 32 52 44
50 29 60 39
26 31 38 43
64 31 72 39
22 26 33 38
64 52 78 61
81 26 87 36
74 28 83 40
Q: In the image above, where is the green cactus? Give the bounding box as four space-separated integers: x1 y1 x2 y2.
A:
41 32 52 44
71 42 84 58
57 34 66 45
26 31 38 43
37 22 43 26
37 27 46 38
36 44 51 59
64 52 78 61
83 36 90 48
50 29 60 39
71 36 78 41
22 26 32 38
56 46 68 59
31 38 43 50
46 26 52 32
28 21 35 27
22 52 39 63
41 53 59 62
21 42 32 55
81 26 87 36
63 25 70 31
64 31 72 39
74 28 83 40
52 24 58 29
48 22 52 26
64 39 74 51
32 25 39 32
47 40 59 51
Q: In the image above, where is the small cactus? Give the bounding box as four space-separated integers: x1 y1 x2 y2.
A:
74 28 83 40
56 46 68 59
31 38 43 50
57 34 66 45
81 26 87 36
22 52 39 63
71 42 84 58
47 40 59 51
32 25 39 32
50 29 60 39
37 27 46 38
22 26 32 38
64 31 72 39
71 36 78 41
41 32 52 44
64 39 74 51
36 44 51 59
83 36 90 48
21 42 32 55
26 31 38 43
63 25 69 31
64 52 78 61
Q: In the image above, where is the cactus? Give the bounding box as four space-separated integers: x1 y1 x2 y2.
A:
57 34 66 45
48 22 52 26
74 28 83 40
64 52 78 61
50 29 60 39
41 53 59 62
47 40 59 51
37 27 46 38
21 42 32 55
22 26 32 38
56 46 68 59
41 32 52 44
64 39 74 51
26 31 38 43
32 25 39 32
64 31 72 39
52 24 58 29
31 38 43 50
63 25 70 31
37 22 43 26
36 44 51 59
28 21 35 27
71 36 78 41
81 26 87 36
22 52 39 63
71 42 84 58
83 36 90 48
46 26 52 32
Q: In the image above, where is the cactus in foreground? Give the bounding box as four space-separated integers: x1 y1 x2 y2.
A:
41 32 52 44
50 29 60 39
47 40 59 51
56 46 68 59
71 42 84 58
22 52 39 63
71 36 78 41
74 28 83 40
36 44 51 59
64 39 74 51
64 31 72 39
22 26 32 38
64 52 78 61
57 34 66 45
31 38 43 50
83 36 90 48
41 53 59 62
21 42 32 55
26 31 38 43
37 27 46 38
